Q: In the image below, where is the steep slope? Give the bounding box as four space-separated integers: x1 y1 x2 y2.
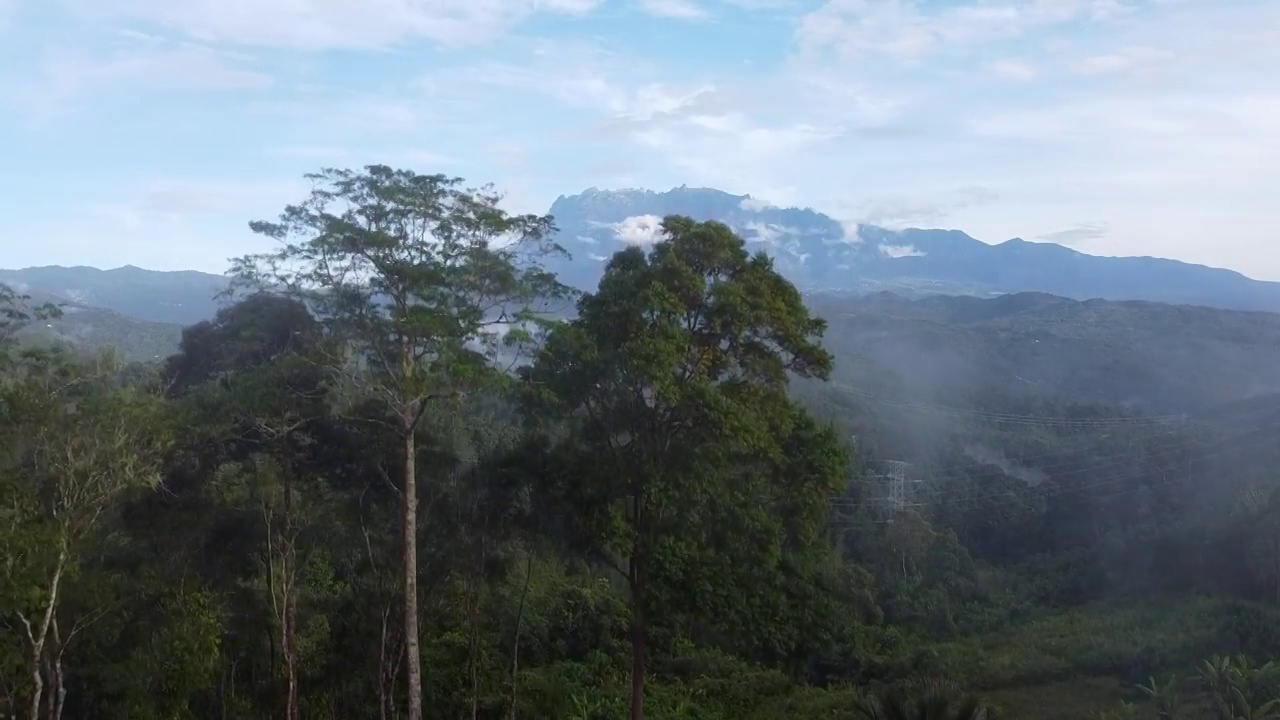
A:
547 187 1280 312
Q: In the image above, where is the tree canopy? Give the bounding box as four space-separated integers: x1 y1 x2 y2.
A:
3 170 1280 720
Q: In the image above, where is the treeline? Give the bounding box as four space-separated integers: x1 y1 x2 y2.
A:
2 166 1280 720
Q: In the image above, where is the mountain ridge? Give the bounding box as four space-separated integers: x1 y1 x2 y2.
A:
5 184 1280 317
545 186 1280 312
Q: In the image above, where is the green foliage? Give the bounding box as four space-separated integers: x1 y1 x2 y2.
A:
0 283 60 345
855 679 990 720
522 216 849 715
229 164 571 417
6 173 1280 720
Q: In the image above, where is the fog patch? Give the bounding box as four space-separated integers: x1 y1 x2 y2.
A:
963 443 1047 487
880 243 925 258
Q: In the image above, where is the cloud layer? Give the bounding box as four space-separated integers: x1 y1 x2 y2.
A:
1 0 1278 280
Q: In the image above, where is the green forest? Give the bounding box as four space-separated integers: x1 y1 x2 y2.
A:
4 166 1280 720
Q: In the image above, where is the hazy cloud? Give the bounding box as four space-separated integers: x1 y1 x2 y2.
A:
743 221 799 245
1037 222 1111 246
739 196 775 211
880 243 925 258
17 40 270 121
854 186 1000 228
796 0 1137 63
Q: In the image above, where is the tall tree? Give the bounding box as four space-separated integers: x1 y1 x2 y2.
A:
227 165 568 720
523 216 834 719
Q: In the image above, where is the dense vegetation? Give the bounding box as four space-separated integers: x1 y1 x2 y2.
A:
3 166 1279 720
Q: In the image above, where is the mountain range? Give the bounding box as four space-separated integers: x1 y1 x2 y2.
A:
4 184 1280 366
546 187 1280 312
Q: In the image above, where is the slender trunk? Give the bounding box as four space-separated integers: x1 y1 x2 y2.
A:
628 555 644 720
23 551 65 720
282 472 299 720
509 553 532 720
376 602 386 717
378 602 405 720
25 629 43 720
402 417 423 720
469 537 486 720
283 599 298 720
41 650 53 720
50 618 65 720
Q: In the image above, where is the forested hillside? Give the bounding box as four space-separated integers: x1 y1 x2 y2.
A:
3 167 1280 720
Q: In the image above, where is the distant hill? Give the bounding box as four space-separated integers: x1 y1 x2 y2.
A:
790 290 1280 468
806 290 1280 416
0 266 217 362
7 187 1280 325
15 301 184 364
0 265 229 326
547 186 1280 312
3 258 1277 451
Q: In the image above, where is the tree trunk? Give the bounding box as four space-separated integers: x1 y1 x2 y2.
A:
378 604 394 720
28 651 43 720
282 582 299 720
282 472 300 720
41 650 53 720
50 618 66 720
469 537 486 720
402 418 423 720
509 554 532 720
23 553 65 720
628 556 644 720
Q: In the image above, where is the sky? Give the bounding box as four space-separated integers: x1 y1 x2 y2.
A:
1 0 1278 279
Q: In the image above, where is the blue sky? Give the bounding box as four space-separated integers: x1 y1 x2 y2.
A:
2 0 1278 279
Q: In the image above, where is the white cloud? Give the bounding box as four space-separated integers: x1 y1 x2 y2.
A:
613 215 666 245
851 187 1000 228
720 0 795 8
986 59 1038 81
82 0 601 51
743 221 798 245
637 0 710 19
796 0 1138 63
537 0 602 14
262 145 352 161
0 0 15 30
96 179 305 224
1071 45 1176 75
13 38 270 122
1037 222 1110 246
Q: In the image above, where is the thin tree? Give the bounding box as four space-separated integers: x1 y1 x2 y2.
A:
227 165 569 720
